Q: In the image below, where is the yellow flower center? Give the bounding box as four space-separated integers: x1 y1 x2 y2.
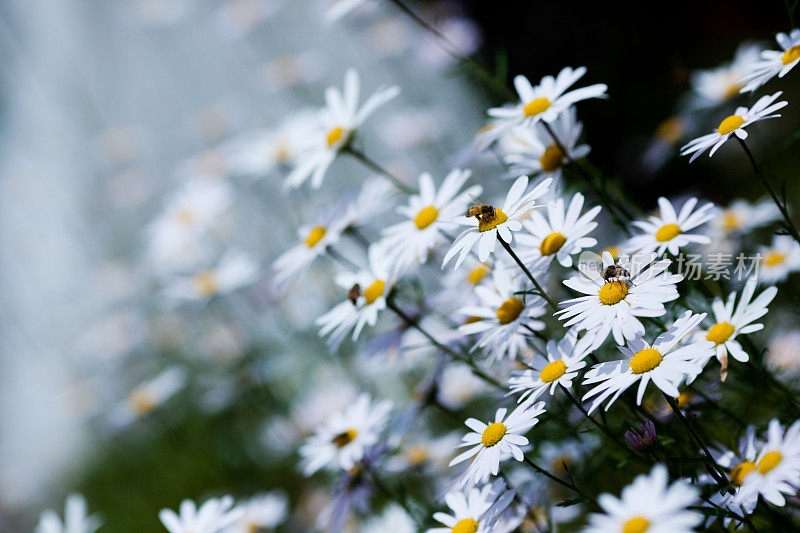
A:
655 223 681 242
717 115 745 136
629 348 663 374
706 322 735 345
722 211 741 231
246 522 260 533
539 232 567 256
603 246 619 260
782 45 800 65
656 117 684 143
331 429 357 448
467 264 489 285
464 316 484 324
539 360 567 383
414 205 439 230
598 281 629 305
677 390 694 408
305 225 327 248
725 83 742 99
364 279 386 305
405 445 429 466
477 208 508 232
523 97 551 117
481 422 507 447
730 461 756 485
539 144 565 172
175 207 196 226
622 517 650 533
128 389 157 415
452 518 479 533
757 451 783 474
765 251 786 266
326 126 346 148
496 297 524 324
193 271 218 296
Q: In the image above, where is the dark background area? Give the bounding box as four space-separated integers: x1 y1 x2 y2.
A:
455 0 800 210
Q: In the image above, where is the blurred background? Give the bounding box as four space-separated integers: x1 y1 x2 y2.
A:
1 0 799 531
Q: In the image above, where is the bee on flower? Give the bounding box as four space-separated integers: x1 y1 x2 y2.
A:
159 496 243 533
450 401 546 486
582 465 702 533
624 197 715 257
691 276 777 379
299 393 392 475
381 169 481 276
581 311 714 414
499 107 590 182
316 243 397 349
558 251 683 347
457 263 547 361
515 192 601 270
162 251 258 302
757 234 800 284
483 67 607 142
735 419 800 508
508 328 596 403
442 176 552 269
740 29 800 93
680 91 787 162
36 494 101 533
284 68 400 190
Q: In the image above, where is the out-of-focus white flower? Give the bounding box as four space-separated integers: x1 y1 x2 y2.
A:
284 69 400 190
146 180 233 275
36 494 101 533
260 52 325 90
216 0 283 41
500 107 589 182
741 29 800 92
437 365 488 410
583 465 701 533
758 235 800 284
228 492 288 532
159 496 244 533
323 0 373 23
582 312 713 414
680 92 787 162
625 197 715 257
415 17 482 69
767 328 800 373
690 43 762 106
442 176 552 269
484 67 606 142
710 198 779 235
163 251 258 302
360 503 415 533
110 367 186 427
299 393 391 475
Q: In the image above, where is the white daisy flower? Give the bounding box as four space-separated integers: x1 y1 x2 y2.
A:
485 67 607 139
690 43 762 106
710 198 779 235
450 401 546 486
625 197 715 257
442 176 553 270
381 169 481 275
437 365 490 410
229 492 288 532
767 329 800 374
160 497 243 533
272 205 349 288
457 263 547 361
146 179 233 275
758 235 800 284
342 176 397 228
36 494 101 533
516 192 601 269
163 251 258 302
741 29 800 93
316 243 397 349
582 311 714 414
582 465 702 533
284 69 400 190
111 367 186 426
299 393 392 475
427 483 505 533
361 504 415 533
500 107 590 181
736 419 800 507
680 91 787 162
558 251 683 347
508 328 596 403
703 427 760 526
693 276 777 369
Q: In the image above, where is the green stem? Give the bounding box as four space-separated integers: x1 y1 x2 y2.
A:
345 146 415 194
497 236 558 310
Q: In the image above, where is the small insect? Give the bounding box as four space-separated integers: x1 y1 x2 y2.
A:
602 264 631 283
347 283 361 305
466 194 496 221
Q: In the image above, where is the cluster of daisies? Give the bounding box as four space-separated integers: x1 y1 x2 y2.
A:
35 6 800 532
